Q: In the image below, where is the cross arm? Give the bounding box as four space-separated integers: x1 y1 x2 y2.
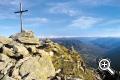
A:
22 10 28 12
14 11 21 13
14 10 28 13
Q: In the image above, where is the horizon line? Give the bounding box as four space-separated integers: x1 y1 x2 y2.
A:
39 35 120 39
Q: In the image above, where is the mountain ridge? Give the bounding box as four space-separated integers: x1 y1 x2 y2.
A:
0 31 97 80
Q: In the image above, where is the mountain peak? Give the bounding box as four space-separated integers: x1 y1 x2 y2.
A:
10 30 40 45
0 31 96 80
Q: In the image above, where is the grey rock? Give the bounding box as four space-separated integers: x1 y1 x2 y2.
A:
11 57 30 80
0 36 13 45
19 55 55 80
18 37 40 45
25 45 37 53
0 44 3 48
10 31 40 45
2 46 14 57
1 75 16 80
0 54 13 71
7 42 29 58
12 42 29 57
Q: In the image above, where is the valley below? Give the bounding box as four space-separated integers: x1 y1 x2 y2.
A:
51 37 120 71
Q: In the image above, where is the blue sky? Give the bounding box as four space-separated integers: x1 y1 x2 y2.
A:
1 0 120 37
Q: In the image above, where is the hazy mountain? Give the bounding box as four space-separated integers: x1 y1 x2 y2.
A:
51 37 106 68
91 38 120 50
52 37 107 55
51 37 120 70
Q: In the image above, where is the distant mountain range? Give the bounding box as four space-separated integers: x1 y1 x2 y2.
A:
51 37 120 70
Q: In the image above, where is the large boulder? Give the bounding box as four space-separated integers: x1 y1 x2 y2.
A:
0 36 13 45
10 31 40 45
19 56 55 80
0 54 16 80
6 42 30 58
0 43 3 48
0 54 13 71
2 46 14 57
2 41 29 59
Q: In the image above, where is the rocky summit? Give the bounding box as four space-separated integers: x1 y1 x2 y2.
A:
0 31 97 80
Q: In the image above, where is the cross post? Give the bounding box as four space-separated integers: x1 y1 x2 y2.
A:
14 1 28 32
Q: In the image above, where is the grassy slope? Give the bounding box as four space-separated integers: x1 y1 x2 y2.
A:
42 40 96 80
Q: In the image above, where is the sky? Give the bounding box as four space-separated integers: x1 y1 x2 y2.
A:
1 0 120 37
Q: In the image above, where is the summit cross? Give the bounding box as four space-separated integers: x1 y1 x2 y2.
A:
14 0 28 32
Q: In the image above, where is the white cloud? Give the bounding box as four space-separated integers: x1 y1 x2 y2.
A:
100 19 120 26
39 34 79 38
49 3 79 16
0 0 20 20
69 16 102 29
77 0 120 6
0 0 19 6
78 0 109 5
24 17 48 25
0 0 36 20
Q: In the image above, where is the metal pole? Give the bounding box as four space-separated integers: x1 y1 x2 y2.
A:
20 2 23 32
14 0 28 32
20 12 23 32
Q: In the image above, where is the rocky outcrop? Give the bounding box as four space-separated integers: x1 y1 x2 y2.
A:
10 31 40 45
0 36 13 44
0 31 55 80
0 31 96 80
